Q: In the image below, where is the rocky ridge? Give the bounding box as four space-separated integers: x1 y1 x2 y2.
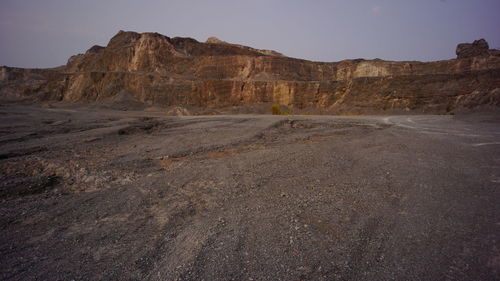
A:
1 31 500 114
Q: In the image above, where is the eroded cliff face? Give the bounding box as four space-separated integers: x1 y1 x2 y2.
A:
2 31 500 113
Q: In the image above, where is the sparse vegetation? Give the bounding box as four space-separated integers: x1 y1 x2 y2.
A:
271 104 292 115
271 103 282 115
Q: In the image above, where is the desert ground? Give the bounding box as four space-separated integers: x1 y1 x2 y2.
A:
0 102 499 280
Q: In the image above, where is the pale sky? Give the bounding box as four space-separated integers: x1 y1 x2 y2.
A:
1 0 499 68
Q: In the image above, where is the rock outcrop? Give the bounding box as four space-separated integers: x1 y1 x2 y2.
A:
205 37 227 44
456 39 489 59
1 31 500 114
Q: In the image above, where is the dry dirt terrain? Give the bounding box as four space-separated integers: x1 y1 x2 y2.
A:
0 102 499 280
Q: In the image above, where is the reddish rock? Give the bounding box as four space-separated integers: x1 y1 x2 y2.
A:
1 31 500 114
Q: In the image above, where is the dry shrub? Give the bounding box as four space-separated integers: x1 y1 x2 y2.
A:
271 104 282 115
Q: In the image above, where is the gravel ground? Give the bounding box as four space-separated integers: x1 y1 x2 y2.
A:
0 102 499 281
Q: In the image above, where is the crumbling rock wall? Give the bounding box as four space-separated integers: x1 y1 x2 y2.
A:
1 32 500 114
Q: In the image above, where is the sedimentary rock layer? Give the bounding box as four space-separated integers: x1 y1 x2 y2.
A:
1 31 499 113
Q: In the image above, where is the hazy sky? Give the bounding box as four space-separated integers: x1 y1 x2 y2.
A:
1 0 499 68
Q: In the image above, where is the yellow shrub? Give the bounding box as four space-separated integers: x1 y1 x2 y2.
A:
271 104 282 115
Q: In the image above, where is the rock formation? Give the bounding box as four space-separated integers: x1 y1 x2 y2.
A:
456 39 489 59
205 37 227 44
1 31 500 114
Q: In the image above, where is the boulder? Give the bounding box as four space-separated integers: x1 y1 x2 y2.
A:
456 39 489 59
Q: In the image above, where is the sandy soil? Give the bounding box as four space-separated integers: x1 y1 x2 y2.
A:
0 102 499 280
